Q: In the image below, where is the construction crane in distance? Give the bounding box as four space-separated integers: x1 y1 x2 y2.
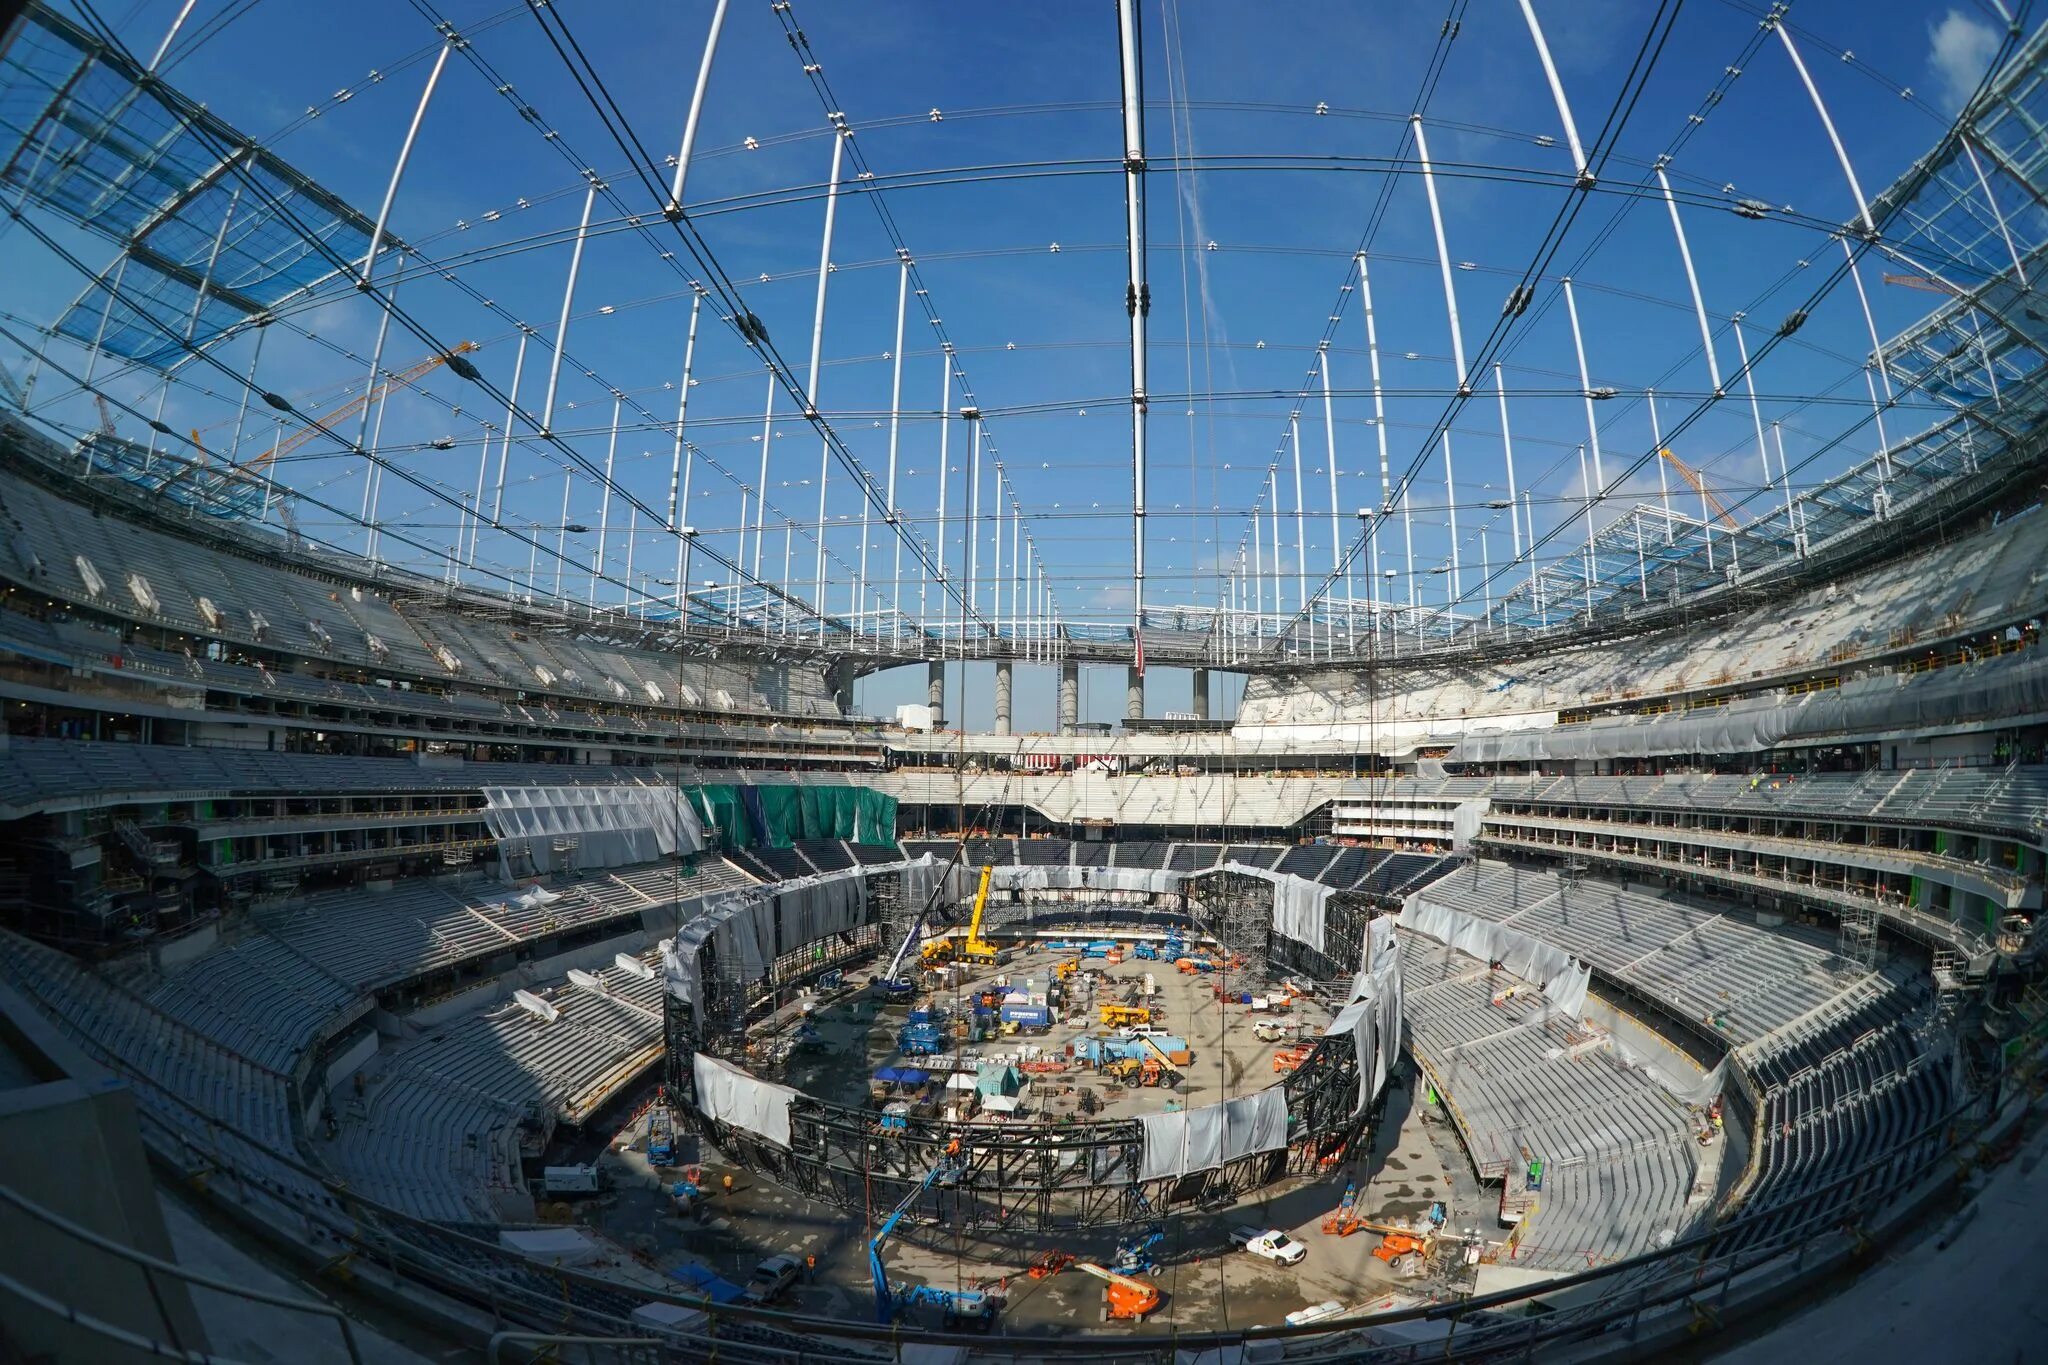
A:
1659 449 1739 529
234 341 482 476
94 395 118 438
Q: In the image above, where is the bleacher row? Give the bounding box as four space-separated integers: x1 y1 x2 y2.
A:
1403 861 1953 1253
0 461 843 721
1400 932 1707 1271
901 837 1458 898
326 955 667 1223
1237 505 2047 728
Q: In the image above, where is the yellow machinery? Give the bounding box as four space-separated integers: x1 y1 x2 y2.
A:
1141 1037 1182 1079
961 865 998 964
1055 960 1079 980
1099 1004 1150 1028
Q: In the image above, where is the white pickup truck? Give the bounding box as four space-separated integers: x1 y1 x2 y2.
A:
1229 1226 1308 1265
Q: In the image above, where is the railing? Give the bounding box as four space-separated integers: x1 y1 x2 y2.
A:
0 1180 363 1365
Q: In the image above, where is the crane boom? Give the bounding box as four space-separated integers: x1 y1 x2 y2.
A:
235 341 481 476
963 865 996 959
1658 448 1738 529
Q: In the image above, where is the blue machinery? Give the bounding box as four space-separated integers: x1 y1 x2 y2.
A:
867 1157 1000 1329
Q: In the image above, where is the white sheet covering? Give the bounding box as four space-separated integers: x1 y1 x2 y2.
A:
1137 1086 1289 1180
1399 896 1588 1019
481 784 705 878
692 1052 797 1147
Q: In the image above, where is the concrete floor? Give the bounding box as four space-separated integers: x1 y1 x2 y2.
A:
585 934 1472 1334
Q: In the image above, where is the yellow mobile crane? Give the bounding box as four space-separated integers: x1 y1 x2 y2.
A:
960 865 1000 964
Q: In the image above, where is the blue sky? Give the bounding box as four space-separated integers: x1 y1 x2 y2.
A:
1 0 2019 729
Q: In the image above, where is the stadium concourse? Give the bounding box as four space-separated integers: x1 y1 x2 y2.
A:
4 1 2048 1362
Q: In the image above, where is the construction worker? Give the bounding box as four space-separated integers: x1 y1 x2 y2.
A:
804 1253 817 1283
721 1172 734 1199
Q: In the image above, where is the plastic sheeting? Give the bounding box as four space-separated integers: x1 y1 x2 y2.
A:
692 1052 796 1147
1271 875 1331 953
1137 1086 1288 1180
481 785 704 878
750 784 900 849
1328 915 1403 1112
1399 897 1589 1019
666 861 919 1008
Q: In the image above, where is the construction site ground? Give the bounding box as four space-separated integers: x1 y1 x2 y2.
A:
586 976 1473 1334
775 937 1339 1122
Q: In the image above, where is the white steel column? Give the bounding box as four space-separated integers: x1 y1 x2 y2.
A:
1647 389 1674 542
1562 277 1605 495
1576 445 1596 619
931 360 952 639
489 328 529 528
1442 431 1461 602
1288 414 1308 619
885 258 909 647
752 366 776 579
968 413 983 623
1517 0 1593 187
591 394 620 605
1962 139 2028 286
1318 350 1344 633
808 128 849 637
1411 118 1471 396
1494 362 1522 558
554 468 572 602
669 295 703 612
666 0 730 216
1770 419 1804 553
1252 478 1265 643
1117 0 1151 653
1654 162 1724 395
360 38 452 289
1842 237 1896 494
1730 315 1772 546
540 179 599 436
1773 19 1876 236
1359 254 1392 599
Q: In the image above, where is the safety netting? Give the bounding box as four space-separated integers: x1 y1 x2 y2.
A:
480 784 704 878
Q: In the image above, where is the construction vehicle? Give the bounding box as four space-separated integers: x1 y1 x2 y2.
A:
1055 959 1079 980
1099 1003 1151 1028
1141 1037 1184 1084
1110 1228 1164 1275
1026 1249 1075 1280
960 865 1001 964
870 1157 1000 1327
1105 1056 1162 1088
1131 942 1160 961
1074 1261 1161 1321
1321 1184 1441 1275
647 1096 678 1166
919 936 954 964
1273 1043 1313 1073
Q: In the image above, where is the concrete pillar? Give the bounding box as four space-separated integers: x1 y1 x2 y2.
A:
926 660 945 728
1191 667 1210 721
1058 662 1079 734
993 659 1013 735
1125 666 1144 722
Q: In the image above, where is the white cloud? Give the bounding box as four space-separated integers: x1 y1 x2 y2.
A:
1927 9 2000 112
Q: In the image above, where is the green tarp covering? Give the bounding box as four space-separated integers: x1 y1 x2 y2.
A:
692 784 898 850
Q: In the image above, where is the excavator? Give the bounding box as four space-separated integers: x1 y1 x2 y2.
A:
1073 1260 1161 1321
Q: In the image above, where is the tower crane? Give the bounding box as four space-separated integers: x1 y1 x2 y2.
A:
233 341 481 476
1658 449 1738 529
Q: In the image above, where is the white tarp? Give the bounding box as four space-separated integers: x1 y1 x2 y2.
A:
1327 914 1403 1112
692 1052 797 1147
1399 896 1587 1019
499 1227 608 1267
481 784 704 878
1137 1085 1288 1181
